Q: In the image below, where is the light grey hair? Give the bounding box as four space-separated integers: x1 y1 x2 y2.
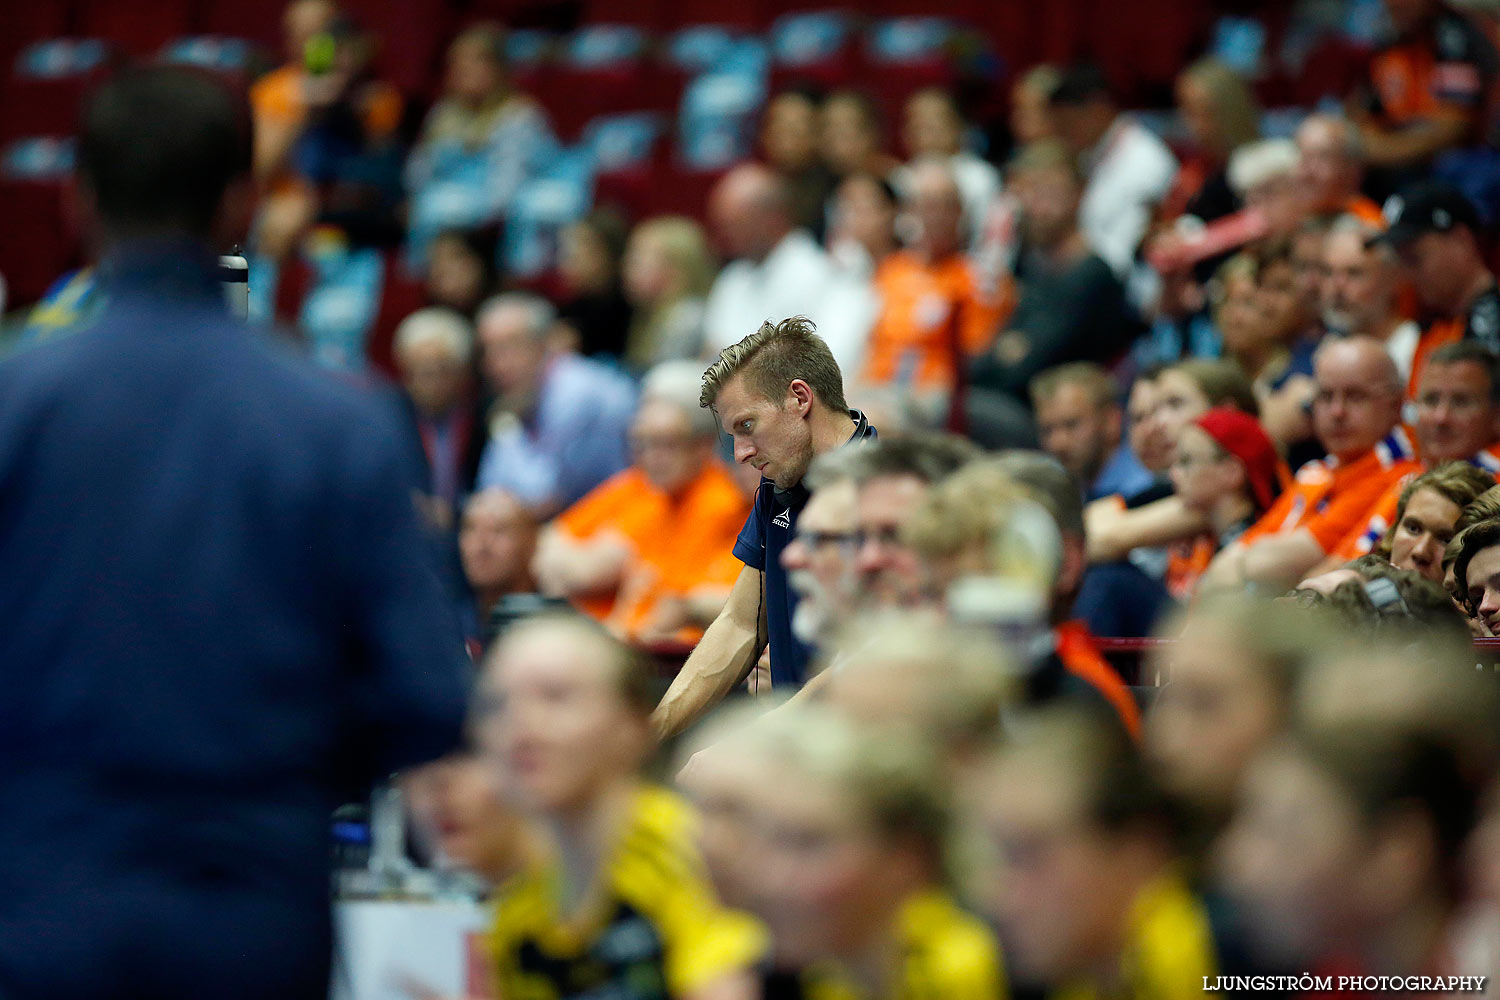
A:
1297 111 1365 162
476 291 556 342
1228 138 1299 196
393 306 474 365
641 359 719 438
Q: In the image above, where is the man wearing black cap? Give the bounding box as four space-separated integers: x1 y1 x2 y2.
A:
1378 181 1500 358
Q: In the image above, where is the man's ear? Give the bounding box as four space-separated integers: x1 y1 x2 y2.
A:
788 379 815 417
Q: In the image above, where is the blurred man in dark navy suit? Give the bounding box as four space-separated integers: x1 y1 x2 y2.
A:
0 68 468 998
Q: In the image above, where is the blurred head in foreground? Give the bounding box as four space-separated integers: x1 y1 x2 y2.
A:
474 614 654 815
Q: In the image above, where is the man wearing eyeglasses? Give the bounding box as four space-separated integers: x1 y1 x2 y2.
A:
1324 340 1500 564
1204 337 1421 591
780 466 859 649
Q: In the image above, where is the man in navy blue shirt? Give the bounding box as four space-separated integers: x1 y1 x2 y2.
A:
0 68 467 998
651 317 875 740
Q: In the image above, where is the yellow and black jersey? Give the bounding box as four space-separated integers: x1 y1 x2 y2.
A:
487 784 767 1000
1052 871 1218 1000
800 889 1007 1000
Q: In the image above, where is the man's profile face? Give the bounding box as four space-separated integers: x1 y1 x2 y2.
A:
1465 543 1500 634
1321 231 1391 335
783 479 858 643
1415 360 1498 464
853 474 928 608
1398 230 1469 315
1126 378 1168 473
714 373 814 490
1036 383 1114 486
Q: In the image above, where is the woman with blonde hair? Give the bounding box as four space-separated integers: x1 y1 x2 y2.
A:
621 215 717 370
1168 57 1261 223
739 703 1007 1000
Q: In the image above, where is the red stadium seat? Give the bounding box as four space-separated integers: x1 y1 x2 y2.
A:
0 76 97 143
0 180 80 308
670 0 766 31
580 0 665 29
193 0 284 51
75 0 195 58
346 0 454 96
366 252 427 378
0 5 70 71
531 25 664 140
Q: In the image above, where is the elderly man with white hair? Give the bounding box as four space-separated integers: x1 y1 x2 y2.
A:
473 291 637 515
1228 137 1305 237
531 360 750 643
393 306 487 527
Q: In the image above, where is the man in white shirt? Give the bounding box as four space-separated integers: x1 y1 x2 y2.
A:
703 163 875 373
1048 65 1177 278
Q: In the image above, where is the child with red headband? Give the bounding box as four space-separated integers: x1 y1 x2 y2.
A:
1166 407 1288 601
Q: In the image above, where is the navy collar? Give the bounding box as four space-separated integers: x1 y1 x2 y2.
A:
96 237 223 301
848 408 876 445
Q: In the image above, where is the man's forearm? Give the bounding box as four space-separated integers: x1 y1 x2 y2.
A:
1361 116 1468 167
1202 530 1324 593
651 615 763 741
1242 530 1325 590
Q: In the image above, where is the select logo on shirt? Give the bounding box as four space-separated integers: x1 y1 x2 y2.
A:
772 509 792 529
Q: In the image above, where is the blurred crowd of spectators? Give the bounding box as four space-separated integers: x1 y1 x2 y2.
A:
15 0 1500 647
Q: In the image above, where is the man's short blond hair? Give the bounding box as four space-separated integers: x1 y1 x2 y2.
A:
1029 361 1117 411
700 316 848 413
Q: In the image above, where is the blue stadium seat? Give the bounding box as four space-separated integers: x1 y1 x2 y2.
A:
502 148 596 279
677 65 767 171
582 112 665 174
865 16 954 64
159 36 257 73
768 9 852 85
0 137 75 182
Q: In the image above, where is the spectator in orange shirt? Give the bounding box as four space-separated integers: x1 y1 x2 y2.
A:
859 158 1008 419
1294 114 1386 226
249 0 338 187
532 363 750 643
250 7 404 257
1203 337 1420 591
1327 341 1500 564
1352 0 1500 172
